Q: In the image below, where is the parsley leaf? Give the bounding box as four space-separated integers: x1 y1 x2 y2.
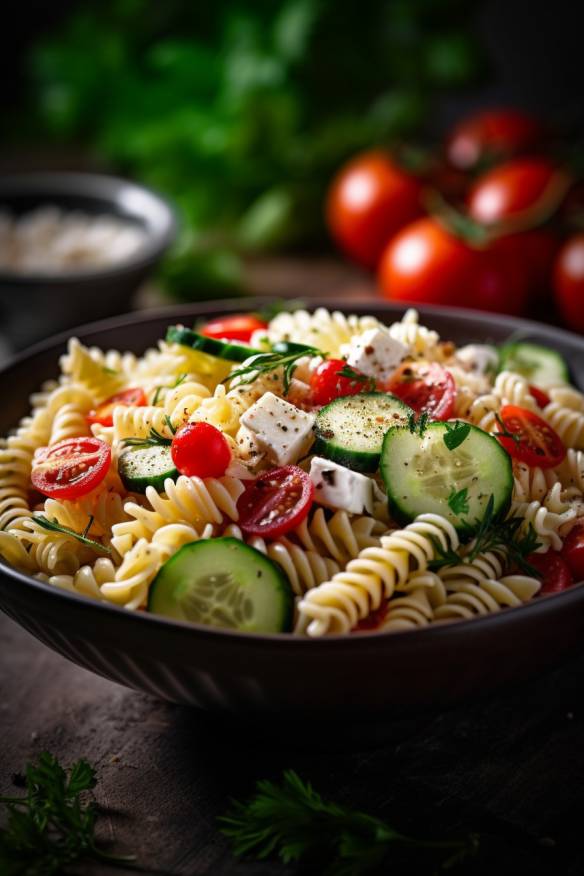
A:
443 421 471 451
448 487 470 516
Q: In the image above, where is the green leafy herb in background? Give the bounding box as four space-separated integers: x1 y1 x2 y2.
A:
18 0 482 296
221 770 479 875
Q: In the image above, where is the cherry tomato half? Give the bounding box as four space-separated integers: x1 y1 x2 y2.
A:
31 437 111 500
560 523 584 582
200 314 268 343
310 359 375 407
237 465 314 539
378 217 528 316
528 385 550 409
171 422 232 479
386 362 455 421
446 108 544 171
468 158 569 230
527 551 574 596
495 405 566 469
86 388 147 428
553 234 584 334
326 151 423 269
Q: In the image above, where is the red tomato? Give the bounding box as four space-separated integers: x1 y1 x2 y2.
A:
528 385 550 409
378 217 528 316
310 359 374 406
326 151 424 269
86 388 147 428
491 230 560 298
354 602 389 632
171 422 231 478
31 437 111 500
200 314 267 343
237 465 314 539
386 362 455 420
495 405 566 469
561 523 584 582
446 108 544 171
468 158 569 230
553 234 584 334
526 551 574 595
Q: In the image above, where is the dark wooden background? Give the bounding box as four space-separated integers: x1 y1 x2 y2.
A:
2 608 584 875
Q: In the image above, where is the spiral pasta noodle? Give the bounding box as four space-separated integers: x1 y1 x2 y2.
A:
433 575 541 620
263 307 381 356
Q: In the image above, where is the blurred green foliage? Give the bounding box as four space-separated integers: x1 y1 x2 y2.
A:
25 0 482 297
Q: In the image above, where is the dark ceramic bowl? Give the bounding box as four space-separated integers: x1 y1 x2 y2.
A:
1 300 583 720
0 173 176 350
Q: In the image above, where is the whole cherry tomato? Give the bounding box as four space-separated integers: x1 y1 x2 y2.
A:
86 388 147 428
468 157 569 229
31 437 111 500
378 217 528 315
385 362 455 420
171 422 231 478
561 523 584 582
553 234 584 334
310 359 374 406
446 108 544 171
495 405 566 469
200 314 267 343
326 151 423 268
237 465 314 539
527 551 574 595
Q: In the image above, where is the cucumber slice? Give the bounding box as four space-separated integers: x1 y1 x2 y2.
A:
498 342 569 387
271 341 318 355
166 326 261 363
314 392 413 473
380 421 512 534
118 445 178 494
148 538 293 633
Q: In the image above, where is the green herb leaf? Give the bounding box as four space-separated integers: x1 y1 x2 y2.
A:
443 421 471 451
34 516 111 556
220 771 478 875
494 414 521 445
123 426 173 448
448 486 470 516
226 346 321 396
407 411 429 436
335 365 376 391
152 373 188 406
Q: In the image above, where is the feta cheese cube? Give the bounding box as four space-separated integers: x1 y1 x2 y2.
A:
240 392 315 466
343 328 408 382
309 457 374 515
456 344 499 376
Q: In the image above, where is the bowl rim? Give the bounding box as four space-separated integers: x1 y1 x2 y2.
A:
0 171 178 283
1 297 583 648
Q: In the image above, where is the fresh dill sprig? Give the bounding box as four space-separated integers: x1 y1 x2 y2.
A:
34 515 111 556
152 373 188 406
123 416 176 449
220 770 479 876
443 421 471 451
0 752 136 875
225 346 321 395
494 413 521 445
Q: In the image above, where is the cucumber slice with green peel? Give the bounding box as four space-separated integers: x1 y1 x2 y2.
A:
148 538 293 633
118 445 178 494
314 392 413 473
380 421 513 534
271 340 320 355
498 342 569 388
166 326 261 363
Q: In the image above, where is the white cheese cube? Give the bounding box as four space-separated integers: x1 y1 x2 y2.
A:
240 392 315 466
309 457 374 515
343 328 408 382
456 344 499 376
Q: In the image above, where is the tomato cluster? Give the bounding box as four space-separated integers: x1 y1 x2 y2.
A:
326 108 583 332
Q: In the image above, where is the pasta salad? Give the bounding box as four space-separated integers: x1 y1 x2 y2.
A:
1 306 583 637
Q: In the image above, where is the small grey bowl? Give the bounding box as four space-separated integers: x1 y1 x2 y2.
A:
0 172 177 351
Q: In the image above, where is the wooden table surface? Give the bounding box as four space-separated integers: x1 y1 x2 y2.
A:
2 609 584 876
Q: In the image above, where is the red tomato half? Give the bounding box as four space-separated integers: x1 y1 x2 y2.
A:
86 388 147 428
446 108 544 171
237 465 314 539
200 314 267 343
31 437 111 500
310 359 375 407
378 217 528 316
495 405 566 469
326 151 423 268
468 158 569 230
528 385 550 409
386 362 455 420
553 234 584 334
527 551 573 595
561 523 584 582
171 422 231 479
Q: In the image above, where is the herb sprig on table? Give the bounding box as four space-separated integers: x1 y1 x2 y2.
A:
0 752 135 876
221 770 479 875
